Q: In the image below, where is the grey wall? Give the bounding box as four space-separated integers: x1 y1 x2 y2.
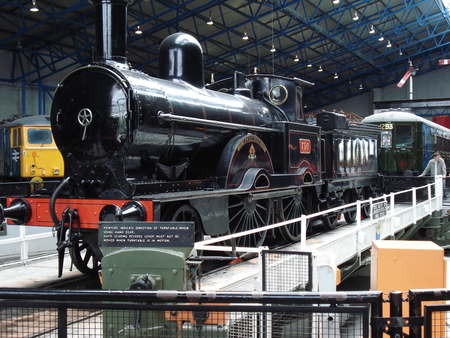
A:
0 50 75 122
374 66 450 101
315 91 374 118
0 50 36 120
316 66 450 118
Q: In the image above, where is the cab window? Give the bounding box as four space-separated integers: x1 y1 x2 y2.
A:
28 129 52 145
395 125 413 148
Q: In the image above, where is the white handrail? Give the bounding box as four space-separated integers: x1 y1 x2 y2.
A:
0 226 55 268
195 177 442 253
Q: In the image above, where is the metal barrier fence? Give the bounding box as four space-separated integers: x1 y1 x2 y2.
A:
410 289 450 338
424 304 450 338
0 289 383 338
5 288 450 336
261 250 313 292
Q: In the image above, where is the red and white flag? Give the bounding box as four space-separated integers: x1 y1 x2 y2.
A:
438 59 450 65
397 70 412 88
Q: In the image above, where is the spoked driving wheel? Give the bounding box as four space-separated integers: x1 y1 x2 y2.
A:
228 194 270 248
279 189 313 243
69 236 101 276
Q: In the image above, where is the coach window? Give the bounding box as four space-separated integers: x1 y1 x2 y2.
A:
437 136 442 150
395 125 413 148
11 128 22 147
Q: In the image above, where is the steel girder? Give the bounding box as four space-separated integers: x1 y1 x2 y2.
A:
0 0 449 113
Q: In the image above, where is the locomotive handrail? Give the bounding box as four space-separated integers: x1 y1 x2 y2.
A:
157 111 282 133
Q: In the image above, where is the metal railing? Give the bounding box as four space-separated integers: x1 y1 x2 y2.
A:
195 177 443 256
3 288 450 337
0 225 55 268
410 288 450 338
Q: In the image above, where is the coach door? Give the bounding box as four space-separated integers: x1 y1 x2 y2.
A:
0 128 6 177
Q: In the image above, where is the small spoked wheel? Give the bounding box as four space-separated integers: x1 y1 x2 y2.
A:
162 204 205 245
69 237 101 276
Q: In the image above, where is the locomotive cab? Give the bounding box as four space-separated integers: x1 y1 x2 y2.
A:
0 116 64 180
207 72 313 124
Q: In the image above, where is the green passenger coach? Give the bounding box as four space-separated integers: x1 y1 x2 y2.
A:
362 110 450 176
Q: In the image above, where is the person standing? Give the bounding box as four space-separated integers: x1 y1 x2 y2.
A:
419 152 446 177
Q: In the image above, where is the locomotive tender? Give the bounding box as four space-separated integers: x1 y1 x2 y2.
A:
0 0 381 276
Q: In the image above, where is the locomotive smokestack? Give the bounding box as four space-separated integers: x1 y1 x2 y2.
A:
90 0 133 64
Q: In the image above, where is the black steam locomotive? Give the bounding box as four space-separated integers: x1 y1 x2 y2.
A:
0 0 381 276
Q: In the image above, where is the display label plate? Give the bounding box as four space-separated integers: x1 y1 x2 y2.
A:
372 201 388 219
99 221 194 248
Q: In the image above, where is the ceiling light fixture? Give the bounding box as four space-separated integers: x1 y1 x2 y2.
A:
294 54 299 62
334 72 338 79
386 40 392 48
333 0 340 4
318 66 323 72
378 35 384 41
369 25 375 34
359 84 363 90
30 0 39 12
270 9 276 53
307 61 312 67
207 10 213 25
353 11 359 21
135 26 142 34
242 30 249 40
